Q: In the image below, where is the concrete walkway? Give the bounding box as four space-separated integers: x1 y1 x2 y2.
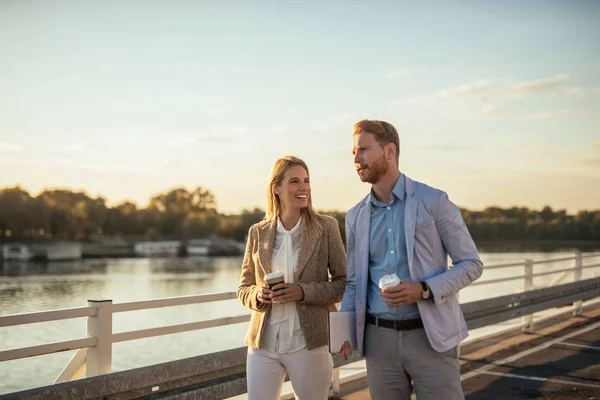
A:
339 303 600 400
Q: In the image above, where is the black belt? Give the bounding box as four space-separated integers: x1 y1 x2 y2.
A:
366 313 424 331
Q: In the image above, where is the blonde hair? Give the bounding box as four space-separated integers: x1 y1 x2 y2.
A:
353 119 400 164
264 156 321 232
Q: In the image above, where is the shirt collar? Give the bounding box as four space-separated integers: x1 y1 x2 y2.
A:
276 216 302 234
369 173 406 206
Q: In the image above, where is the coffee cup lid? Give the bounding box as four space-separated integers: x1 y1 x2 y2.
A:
379 273 401 289
264 271 284 280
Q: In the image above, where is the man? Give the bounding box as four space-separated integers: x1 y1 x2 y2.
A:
337 120 483 400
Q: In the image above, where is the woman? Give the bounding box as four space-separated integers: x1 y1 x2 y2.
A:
237 156 347 400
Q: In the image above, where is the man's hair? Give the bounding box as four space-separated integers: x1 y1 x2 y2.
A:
353 119 400 164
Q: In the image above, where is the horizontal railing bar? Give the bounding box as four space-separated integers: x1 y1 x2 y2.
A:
466 288 600 330
112 292 237 313
462 276 600 317
112 314 251 343
581 252 600 258
0 347 249 400
530 256 576 265
0 338 96 362
470 274 525 287
583 263 600 269
530 267 577 278
480 261 526 270
0 306 97 328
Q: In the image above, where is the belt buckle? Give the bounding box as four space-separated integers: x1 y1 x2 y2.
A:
393 320 398 330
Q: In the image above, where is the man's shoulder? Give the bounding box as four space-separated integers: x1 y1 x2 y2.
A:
408 176 446 204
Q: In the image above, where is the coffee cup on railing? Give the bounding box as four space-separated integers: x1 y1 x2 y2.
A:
264 271 285 290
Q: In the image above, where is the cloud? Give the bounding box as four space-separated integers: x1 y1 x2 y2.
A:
507 73 569 94
417 144 484 151
393 74 580 122
583 157 600 166
169 134 229 147
384 68 411 79
402 73 571 105
313 114 351 131
0 142 22 152
480 104 511 115
565 86 587 98
528 109 575 120
66 142 97 152
41 156 173 175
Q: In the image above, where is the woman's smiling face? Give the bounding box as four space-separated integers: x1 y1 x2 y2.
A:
274 165 310 211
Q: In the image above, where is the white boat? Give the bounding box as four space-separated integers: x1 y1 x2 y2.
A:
2 244 34 261
45 242 82 261
134 241 180 257
186 239 210 256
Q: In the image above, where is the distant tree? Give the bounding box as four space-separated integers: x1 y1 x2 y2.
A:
1 185 599 243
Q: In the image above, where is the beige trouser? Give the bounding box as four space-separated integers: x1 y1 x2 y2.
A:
365 323 464 400
246 345 333 400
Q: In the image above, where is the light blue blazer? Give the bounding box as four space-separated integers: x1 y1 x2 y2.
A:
340 175 483 354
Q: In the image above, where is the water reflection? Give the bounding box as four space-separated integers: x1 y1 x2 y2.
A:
148 257 217 274
3 253 596 395
0 259 109 276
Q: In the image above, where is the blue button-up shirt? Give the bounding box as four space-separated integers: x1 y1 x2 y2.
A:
367 174 420 320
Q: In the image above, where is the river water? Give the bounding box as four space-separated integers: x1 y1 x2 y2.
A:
1 251 599 395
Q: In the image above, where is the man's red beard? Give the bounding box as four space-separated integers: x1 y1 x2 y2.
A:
356 155 389 184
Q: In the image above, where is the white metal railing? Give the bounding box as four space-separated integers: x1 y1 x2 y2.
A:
467 251 600 332
1 251 599 393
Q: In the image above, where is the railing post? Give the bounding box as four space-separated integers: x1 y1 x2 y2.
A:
573 252 583 316
522 259 535 333
86 299 113 377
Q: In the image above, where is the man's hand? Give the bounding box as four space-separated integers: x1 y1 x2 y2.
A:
380 280 422 307
336 340 352 359
270 283 305 303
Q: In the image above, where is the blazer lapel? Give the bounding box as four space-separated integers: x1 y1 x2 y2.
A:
294 219 322 281
355 200 371 291
404 176 418 272
257 220 277 276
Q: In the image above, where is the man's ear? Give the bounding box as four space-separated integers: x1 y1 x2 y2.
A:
387 143 396 159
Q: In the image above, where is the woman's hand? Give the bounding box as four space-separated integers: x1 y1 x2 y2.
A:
336 340 352 359
270 283 305 303
257 284 273 304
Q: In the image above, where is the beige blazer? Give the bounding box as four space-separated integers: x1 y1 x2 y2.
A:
237 213 347 350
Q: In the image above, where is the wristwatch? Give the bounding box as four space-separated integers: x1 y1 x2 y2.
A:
420 281 431 300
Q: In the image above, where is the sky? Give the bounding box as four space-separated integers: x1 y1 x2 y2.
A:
1 0 599 214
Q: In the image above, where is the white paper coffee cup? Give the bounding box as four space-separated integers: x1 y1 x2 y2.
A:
264 271 285 289
379 273 401 290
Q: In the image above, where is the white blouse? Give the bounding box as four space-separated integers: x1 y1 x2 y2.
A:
261 217 307 353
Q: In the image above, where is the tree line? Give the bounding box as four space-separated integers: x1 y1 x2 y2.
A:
0 186 599 243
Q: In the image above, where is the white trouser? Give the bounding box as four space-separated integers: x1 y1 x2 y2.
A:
246 345 333 400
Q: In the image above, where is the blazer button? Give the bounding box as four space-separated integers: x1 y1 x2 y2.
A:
301 305 306 310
